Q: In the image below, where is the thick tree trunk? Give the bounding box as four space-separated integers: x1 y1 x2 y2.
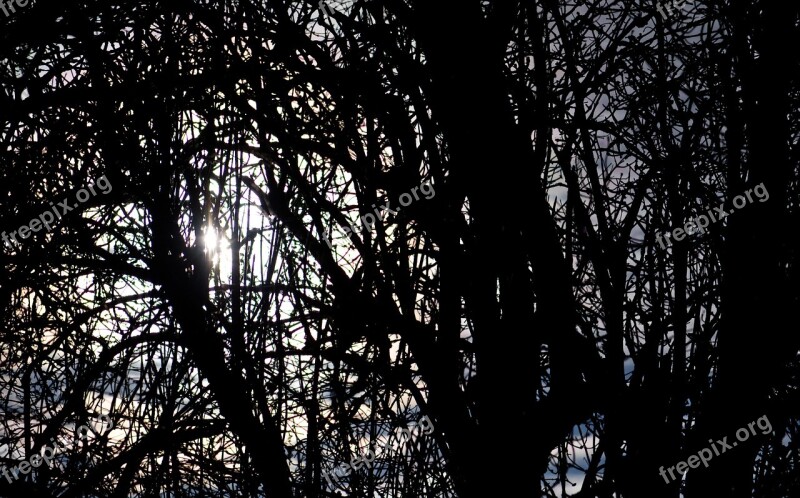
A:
687 1 798 497
408 1 604 494
148 200 295 498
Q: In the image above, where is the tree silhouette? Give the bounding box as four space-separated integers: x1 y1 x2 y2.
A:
0 1 798 497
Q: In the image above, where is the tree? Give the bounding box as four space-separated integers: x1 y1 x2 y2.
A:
0 0 798 497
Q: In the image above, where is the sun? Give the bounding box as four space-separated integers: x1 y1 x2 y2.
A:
200 226 233 280
203 226 219 253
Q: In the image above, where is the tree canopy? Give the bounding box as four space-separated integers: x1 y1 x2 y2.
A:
0 0 798 497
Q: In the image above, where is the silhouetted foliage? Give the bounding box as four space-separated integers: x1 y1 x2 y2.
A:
0 1 798 497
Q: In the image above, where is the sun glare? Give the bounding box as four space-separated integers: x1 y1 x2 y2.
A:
201 226 233 280
203 226 219 252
